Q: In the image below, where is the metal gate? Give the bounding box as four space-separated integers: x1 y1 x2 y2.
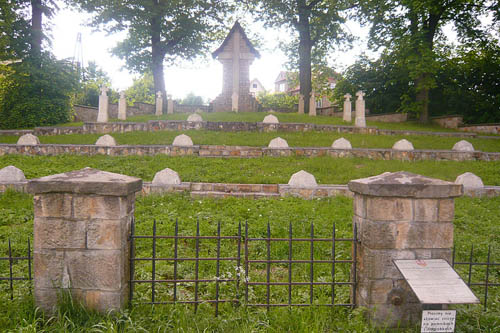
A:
129 219 357 316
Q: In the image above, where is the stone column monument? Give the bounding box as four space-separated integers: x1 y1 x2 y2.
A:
343 93 352 122
348 171 463 328
97 86 109 123
212 22 260 112
298 94 305 114
155 91 163 116
118 91 127 121
309 92 317 116
167 95 174 114
355 91 366 127
28 168 142 313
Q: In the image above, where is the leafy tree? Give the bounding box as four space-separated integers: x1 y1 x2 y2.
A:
181 92 204 106
431 40 500 124
70 0 234 101
74 61 113 107
125 72 155 105
360 0 493 122
333 53 411 115
0 1 31 61
0 53 79 129
257 92 298 109
245 0 352 113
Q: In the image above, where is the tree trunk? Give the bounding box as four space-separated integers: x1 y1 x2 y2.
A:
31 0 43 56
297 4 312 114
151 2 166 109
416 73 430 123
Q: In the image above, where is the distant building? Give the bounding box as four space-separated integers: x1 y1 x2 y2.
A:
273 71 338 109
249 78 266 96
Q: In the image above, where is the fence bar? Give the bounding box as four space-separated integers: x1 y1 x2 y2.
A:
173 219 178 303
27 238 32 294
129 218 135 302
215 222 221 317
352 222 358 309
245 221 249 304
309 222 314 305
288 222 292 307
236 222 241 304
452 246 456 267
484 246 491 310
151 220 157 304
194 219 200 313
247 237 354 242
247 281 354 286
133 235 239 240
331 223 336 306
8 239 13 300
468 245 474 286
266 222 271 312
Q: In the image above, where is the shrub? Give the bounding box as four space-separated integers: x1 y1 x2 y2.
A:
0 53 79 129
257 92 298 110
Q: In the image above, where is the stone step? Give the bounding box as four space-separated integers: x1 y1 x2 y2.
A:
190 191 280 199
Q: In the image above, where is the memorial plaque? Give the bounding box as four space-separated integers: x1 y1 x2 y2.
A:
421 310 456 333
393 259 479 305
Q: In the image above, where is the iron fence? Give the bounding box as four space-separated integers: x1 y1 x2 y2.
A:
129 219 357 316
452 245 499 310
0 238 32 300
0 227 498 315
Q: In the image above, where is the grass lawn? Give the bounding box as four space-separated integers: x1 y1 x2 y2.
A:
0 129 499 152
1 155 500 185
0 191 498 332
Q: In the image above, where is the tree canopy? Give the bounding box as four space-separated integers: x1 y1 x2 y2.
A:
70 0 234 100
359 0 494 122
245 0 353 113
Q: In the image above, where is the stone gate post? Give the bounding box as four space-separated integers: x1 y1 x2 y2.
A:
348 171 463 327
28 168 142 313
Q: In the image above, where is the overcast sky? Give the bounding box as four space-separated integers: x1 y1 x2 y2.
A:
50 4 372 101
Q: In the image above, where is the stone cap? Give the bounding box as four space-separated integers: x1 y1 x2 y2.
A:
348 171 463 198
28 167 142 196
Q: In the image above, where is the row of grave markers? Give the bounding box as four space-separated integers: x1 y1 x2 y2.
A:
14 132 478 152
96 85 368 123
296 90 366 127
97 86 174 122
0 164 486 191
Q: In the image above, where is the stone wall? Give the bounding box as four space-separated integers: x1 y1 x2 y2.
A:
74 103 154 122
459 123 500 135
431 115 464 129
3 120 496 139
173 104 211 113
2 143 499 161
4 179 500 198
366 112 408 123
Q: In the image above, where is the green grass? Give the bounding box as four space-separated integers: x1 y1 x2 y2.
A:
1 155 500 185
119 111 462 133
0 191 499 331
1 129 498 151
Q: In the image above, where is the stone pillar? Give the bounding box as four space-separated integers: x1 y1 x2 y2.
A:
348 171 463 328
97 86 109 123
167 95 174 114
28 168 142 313
343 93 352 122
155 91 163 116
232 92 239 112
355 90 366 127
118 91 127 121
309 92 316 116
298 94 305 114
